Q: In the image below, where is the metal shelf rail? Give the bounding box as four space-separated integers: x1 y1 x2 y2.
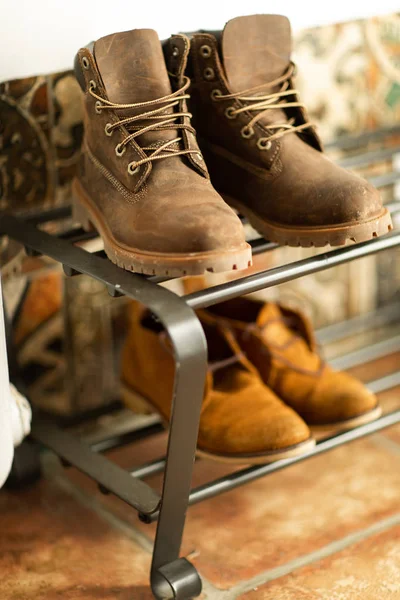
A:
1 129 400 600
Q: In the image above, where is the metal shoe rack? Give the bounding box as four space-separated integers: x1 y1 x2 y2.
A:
2 126 400 600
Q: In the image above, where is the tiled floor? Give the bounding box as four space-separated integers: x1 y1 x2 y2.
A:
1 365 400 599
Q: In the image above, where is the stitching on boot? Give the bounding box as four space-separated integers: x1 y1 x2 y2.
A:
201 138 280 181
85 143 147 203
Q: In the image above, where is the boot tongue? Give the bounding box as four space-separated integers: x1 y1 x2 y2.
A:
94 29 172 105
256 303 287 333
222 15 292 92
257 303 320 371
94 29 176 150
257 303 302 347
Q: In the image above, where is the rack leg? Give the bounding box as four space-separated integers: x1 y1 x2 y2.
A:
150 308 207 600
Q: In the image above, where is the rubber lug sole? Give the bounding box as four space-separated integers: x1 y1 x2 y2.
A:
223 195 393 248
72 180 252 276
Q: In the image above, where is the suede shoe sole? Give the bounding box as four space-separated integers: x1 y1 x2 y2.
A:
121 381 316 464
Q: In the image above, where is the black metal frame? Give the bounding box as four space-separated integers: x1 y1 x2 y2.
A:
2 130 400 599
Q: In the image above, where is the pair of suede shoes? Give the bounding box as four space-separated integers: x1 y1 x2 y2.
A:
121 297 380 464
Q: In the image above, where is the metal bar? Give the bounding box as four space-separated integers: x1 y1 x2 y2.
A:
131 457 167 479
130 456 201 480
91 422 164 453
250 238 278 255
184 230 400 310
57 227 99 244
369 172 400 189
147 274 173 284
145 408 400 522
81 411 161 443
317 301 400 346
23 205 72 225
0 214 208 574
338 146 400 169
386 202 400 214
368 371 400 394
325 126 400 151
331 335 400 371
151 324 207 573
31 415 161 514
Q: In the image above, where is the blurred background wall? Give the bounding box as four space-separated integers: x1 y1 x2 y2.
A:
0 0 399 80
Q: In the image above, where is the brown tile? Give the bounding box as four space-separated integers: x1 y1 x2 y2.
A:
66 426 242 510
0 478 152 600
238 524 400 600
65 431 168 501
179 439 400 589
66 432 400 590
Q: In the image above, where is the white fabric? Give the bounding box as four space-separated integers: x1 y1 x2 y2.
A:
0 287 14 488
10 384 32 447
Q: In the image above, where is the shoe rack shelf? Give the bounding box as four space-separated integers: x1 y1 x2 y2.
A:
2 126 400 600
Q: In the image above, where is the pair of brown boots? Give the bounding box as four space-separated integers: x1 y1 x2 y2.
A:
73 15 392 277
121 297 381 464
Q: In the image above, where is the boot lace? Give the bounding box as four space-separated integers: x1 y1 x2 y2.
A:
88 75 202 174
213 63 313 148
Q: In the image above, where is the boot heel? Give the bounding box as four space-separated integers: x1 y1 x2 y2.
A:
120 383 155 415
72 198 95 232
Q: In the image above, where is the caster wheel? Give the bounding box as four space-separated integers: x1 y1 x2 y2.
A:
152 558 202 600
5 439 41 489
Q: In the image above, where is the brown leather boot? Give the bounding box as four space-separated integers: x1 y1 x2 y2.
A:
180 16 393 247
120 301 314 463
199 297 381 431
72 30 251 276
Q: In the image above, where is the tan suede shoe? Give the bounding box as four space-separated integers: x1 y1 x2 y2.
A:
120 302 314 463
200 297 381 431
73 29 251 276
175 16 393 247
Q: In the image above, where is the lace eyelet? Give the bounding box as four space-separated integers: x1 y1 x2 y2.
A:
257 138 272 150
11 132 21 144
172 46 179 57
210 89 222 101
200 45 212 58
82 56 90 70
104 123 113 136
225 106 236 119
203 67 215 81
128 163 140 175
115 144 126 157
241 126 254 139
95 100 102 114
88 80 96 91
